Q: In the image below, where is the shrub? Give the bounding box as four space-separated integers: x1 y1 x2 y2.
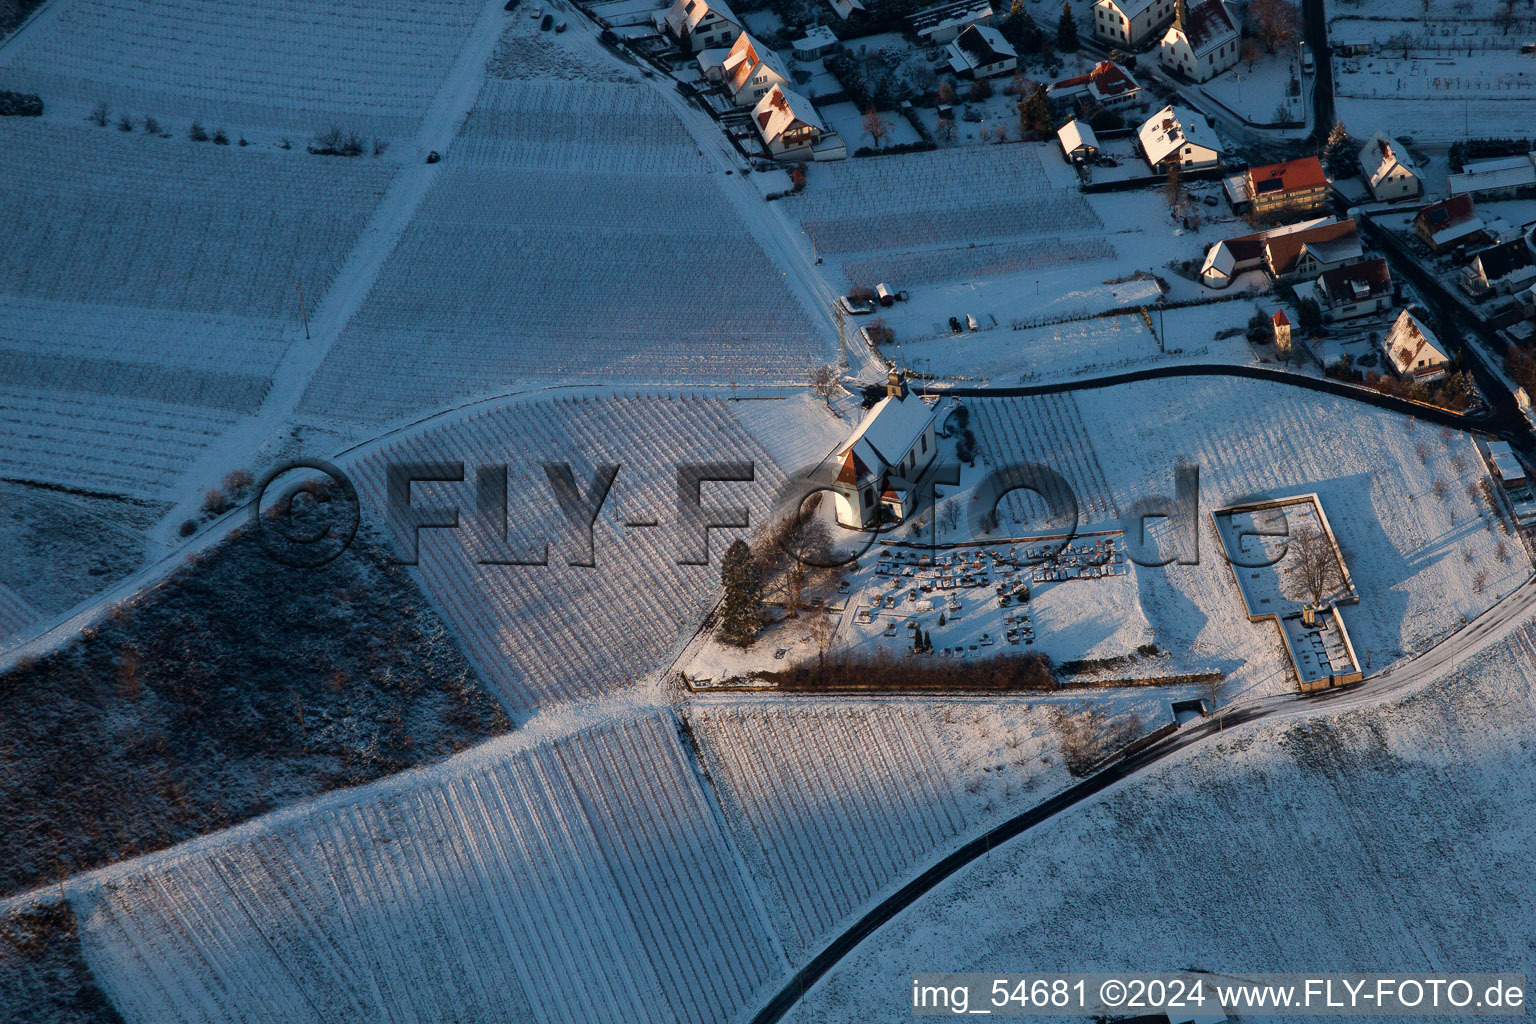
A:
967 78 993 102
279 136 293 150
201 488 232 516
309 126 365 157
222 468 255 500
372 137 388 157
117 113 133 132
178 519 198 538
142 114 160 134
212 128 229 145
189 120 209 141
0 90 43 117
88 101 108 126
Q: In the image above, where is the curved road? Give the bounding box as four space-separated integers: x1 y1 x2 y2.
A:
749 570 1536 1023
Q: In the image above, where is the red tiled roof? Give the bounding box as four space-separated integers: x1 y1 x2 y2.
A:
1271 310 1290 326
1247 156 1327 197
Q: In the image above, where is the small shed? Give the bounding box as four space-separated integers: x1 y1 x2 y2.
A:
1056 119 1098 164
791 24 838 60
1271 309 1291 346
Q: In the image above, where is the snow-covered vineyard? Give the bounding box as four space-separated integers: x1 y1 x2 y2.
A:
297 72 830 430
67 713 785 1024
6 0 1536 1014
348 393 788 714
0 0 486 138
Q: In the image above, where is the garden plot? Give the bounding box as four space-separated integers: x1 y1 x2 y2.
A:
486 17 638 81
1331 18 1536 140
790 146 1103 258
781 625 1536 1024
0 0 484 138
687 703 970 962
64 713 784 1024
348 394 788 716
1077 377 1528 686
299 81 827 429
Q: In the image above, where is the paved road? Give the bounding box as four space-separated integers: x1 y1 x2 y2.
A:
1301 0 1334 142
748 570 1536 1024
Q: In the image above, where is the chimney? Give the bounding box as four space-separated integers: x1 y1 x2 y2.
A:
1175 0 1188 32
886 367 908 399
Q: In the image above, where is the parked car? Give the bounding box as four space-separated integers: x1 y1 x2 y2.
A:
556 20 567 32
966 314 980 332
1203 194 1218 207
949 316 963 334
540 13 553 29
503 0 519 10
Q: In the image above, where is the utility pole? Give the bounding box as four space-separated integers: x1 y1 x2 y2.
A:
296 281 310 340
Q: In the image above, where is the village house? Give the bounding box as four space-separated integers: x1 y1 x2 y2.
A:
908 0 994 43
1137 104 1221 171
1224 156 1329 216
824 0 865 19
1312 257 1393 321
1414 194 1489 253
1091 0 1177 49
946 23 1017 78
790 24 838 61
1382 309 1451 381
1447 152 1536 201
1357 131 1421 201
1159 0 1239 82
697 33 789 106
1460 237 1536 298
1057 119 1099 163
1047 60 1141 108
663 0 743 53
828 370 938 530
1199 218 1362 288
752 84 834 160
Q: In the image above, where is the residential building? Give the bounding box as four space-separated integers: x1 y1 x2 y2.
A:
698 33 789 106
908 0 993 43
1312 257 1393 321
1381 310 1451 380
1159 0 1239 82
1199 218 1362 288
945 23 1017 78
1091 0 1177 48
1357 131 1421 201
1446 152 1536 200
1414 194 1489 253
1137 104 1222 170
828 370 938 530
790 24 838 60
1057 119 1099 163
751 84 828 160
663 0 742 53
1224 156 1329 216
1461 237 1536 297
824 0 865 20
1047 60 1142 108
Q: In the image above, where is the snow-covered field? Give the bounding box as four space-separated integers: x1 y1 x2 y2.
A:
348 393 789 716
1074 378 1528 689
298 75 830 430
0 0 485 138
64 711 786 1024
787 146 1103 259
688 703 970 961
0 120 393 499
782 621 1536 1024
909 302 1261 386
1330 14 1536 140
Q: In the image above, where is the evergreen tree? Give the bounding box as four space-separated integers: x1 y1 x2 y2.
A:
719 539 763 647
1322 120 1353 177
1056 3 1079 51
1018 86 1052 137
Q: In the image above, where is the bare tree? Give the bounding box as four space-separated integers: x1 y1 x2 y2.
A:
809 601 837 659
1286 527 1342 607
1241 37 1261 70
1202 674 1232 729
809 363 842 410
862 104 890 148
1163 160 1183 209
1248 0 1300 51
